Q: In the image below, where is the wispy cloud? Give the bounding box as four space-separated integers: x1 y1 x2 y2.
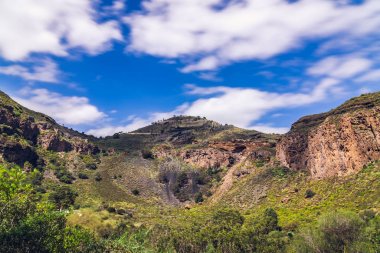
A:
308 56 373 79
0 59 60 83
87 79 340 136
125 0 380 72
14 88 106 125
356 69 380 82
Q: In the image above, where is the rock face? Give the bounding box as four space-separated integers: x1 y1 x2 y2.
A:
154 140 275 169
0 142 39 167
277 92 380 178
0 91 99 167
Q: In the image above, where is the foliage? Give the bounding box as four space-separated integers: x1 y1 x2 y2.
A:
141 149 154 159
64 226 105 253
49 185 78 210
0 164 30 201
194 192 204 203
78 172 89 179
132 189 140 196
95 173 102 181
54 168 75 184
305 189 316 198
291 210 379 253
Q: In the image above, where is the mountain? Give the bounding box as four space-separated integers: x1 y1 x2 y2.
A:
95 115 280 204
0 91 99 184
1 90 379 252
277 92 380 178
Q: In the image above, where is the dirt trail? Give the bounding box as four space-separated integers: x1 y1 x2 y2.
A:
209 158 247 203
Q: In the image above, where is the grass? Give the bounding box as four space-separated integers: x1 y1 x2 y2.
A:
215 161 380 229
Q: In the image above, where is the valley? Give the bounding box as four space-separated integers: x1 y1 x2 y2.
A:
0 90 379 252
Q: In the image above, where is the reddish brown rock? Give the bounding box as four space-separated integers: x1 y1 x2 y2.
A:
154 140 275 169
277 93 380 178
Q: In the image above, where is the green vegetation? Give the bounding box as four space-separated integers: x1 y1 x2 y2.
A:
291 210 380 253
0 164 103 252
1 91 380 252
0 161 379 252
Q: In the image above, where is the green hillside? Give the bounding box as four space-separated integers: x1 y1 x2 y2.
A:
0 91 379 252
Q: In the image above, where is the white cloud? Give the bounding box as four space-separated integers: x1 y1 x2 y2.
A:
356 69 380 82
86 116 152 137
125 0 380 71
249 124 289 134
308 56 373 79
198 72 222 82
181 56 221 73
14 88 106 125
111 0 125 11
180 79 339 128
87 79 339 136
0 0 122 61
0 59 60 83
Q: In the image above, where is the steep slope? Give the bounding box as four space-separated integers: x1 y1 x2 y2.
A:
97 115 279 170
0 90 99 167
96 116 280 204
277 92 380 178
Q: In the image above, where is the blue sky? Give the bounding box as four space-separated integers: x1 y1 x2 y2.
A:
1 0 380 136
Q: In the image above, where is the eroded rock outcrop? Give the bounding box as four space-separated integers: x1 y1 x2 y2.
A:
0 91 99 166
154 140 275 169
277 92 380 178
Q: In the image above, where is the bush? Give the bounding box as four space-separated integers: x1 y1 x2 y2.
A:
117 209 126 215
54 168 75 184
292 211 367 253
64 226 105 253
194 192 204 203
78 173 89 179
49 186 78 210
305 189 316 198
86 163 97 170
94 173 102 182
32 171 44 185
141 150 154 159
132 189 140 196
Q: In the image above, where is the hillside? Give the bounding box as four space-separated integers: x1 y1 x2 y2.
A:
277 92 380 178
0 90 100 185
96 115 277 152
0 90 379 253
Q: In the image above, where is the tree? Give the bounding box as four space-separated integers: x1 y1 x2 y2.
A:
0 164 30 201
49 186 78 210
293 211 367 253
0 165 64 252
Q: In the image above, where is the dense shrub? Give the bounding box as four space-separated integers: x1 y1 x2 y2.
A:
305 189 316 198
291 210 379 253
64 226 105 253
141 149 154 159
194 192 204 203
132 189 140 196
78 172 89 179
54 168 75 184
86 163 97 170
49 186 78 210
147 207 288 253
0 164 102 252
95 173 102 181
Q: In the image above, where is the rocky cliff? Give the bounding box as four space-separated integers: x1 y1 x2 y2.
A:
0 91 99 167
153 139 275 169
277 92 380 178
